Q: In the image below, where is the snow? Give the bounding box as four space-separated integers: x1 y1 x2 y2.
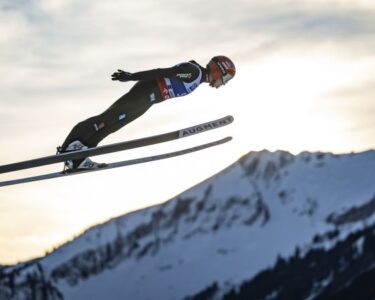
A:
4 149 375 300
354 236 365 256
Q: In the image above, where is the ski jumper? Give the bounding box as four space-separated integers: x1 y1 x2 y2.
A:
61 61 206 150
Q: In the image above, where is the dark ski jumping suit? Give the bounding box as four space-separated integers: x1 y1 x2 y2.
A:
61 61 207 151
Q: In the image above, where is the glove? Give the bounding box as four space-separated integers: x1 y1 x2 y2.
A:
111 69 133 82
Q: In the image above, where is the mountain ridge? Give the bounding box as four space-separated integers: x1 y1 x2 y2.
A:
1 149 374 300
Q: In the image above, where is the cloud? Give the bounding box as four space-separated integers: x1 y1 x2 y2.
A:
2 1 374 63
1 0 374 105
333 80 375 117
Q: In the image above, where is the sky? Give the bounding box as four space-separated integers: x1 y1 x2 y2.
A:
0 0 374 264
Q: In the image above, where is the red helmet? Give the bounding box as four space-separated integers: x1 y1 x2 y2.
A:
207 55 236 86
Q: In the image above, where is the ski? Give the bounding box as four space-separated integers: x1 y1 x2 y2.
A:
0 137 232 187
0 115 233 174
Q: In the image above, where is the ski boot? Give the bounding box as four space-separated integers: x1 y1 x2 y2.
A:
57 140 107 172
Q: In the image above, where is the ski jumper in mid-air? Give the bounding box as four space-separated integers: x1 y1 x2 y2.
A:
58 55 236 170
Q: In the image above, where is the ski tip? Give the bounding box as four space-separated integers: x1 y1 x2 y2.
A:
221 136 233 143
218 115 234 124
226 115 234 122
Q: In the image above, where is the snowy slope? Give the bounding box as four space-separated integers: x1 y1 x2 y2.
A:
1 150 375 300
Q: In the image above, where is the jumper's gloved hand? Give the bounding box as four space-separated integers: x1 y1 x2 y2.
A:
111 69 133 82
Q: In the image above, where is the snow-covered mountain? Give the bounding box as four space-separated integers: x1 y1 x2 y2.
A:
1 149 375 300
